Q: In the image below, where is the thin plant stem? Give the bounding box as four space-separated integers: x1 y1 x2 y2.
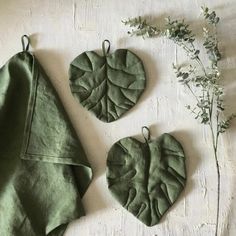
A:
190 39 221 236
210 125 220 236
198 56 220 236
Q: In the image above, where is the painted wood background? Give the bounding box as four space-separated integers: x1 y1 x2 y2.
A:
1 0 236 235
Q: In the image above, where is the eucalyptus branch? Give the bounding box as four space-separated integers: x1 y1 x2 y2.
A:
123 7 236 236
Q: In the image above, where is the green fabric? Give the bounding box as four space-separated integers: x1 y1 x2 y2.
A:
69 40 146 123
0 36 92 236
106 127 186 226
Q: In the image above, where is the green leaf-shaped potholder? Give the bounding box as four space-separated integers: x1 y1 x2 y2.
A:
106 127 187 226
69 40 146 122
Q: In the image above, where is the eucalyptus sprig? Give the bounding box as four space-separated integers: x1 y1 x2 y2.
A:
123 7 235 236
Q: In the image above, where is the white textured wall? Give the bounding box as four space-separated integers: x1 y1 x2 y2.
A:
1 0 236 235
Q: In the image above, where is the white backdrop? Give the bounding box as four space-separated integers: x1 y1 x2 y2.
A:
0 0 236 235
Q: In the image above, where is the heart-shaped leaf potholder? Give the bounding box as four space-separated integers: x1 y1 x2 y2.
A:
69 40 146 122
106 127 187 226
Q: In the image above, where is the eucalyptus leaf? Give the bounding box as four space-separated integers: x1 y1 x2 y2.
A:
106 127 186 226
69 40 146 122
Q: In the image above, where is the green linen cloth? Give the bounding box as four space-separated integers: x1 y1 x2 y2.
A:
0 35 92 236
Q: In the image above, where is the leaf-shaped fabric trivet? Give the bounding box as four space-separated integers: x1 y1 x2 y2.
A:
69 40 146 122
106 127 187 226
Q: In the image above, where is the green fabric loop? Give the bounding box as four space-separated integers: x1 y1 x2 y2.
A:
21 35 30 51
142 126 151 142
102 39 111 56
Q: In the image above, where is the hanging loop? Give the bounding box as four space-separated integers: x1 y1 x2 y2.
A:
142 126 151 143
102 39 111 56
21 35 30 52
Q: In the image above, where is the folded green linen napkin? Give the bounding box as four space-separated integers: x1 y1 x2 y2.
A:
0 35 92 236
